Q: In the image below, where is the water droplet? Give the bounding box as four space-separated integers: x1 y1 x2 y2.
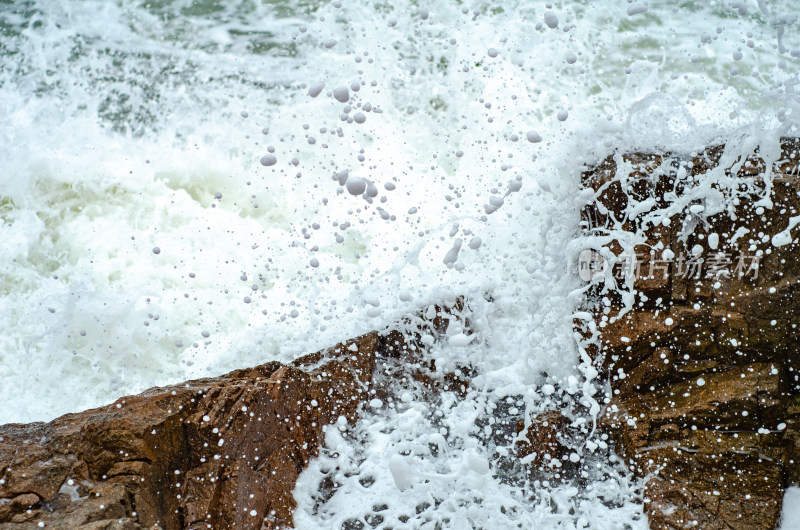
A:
308 82 325 98
346 177 367 195
627 4 648 16
333 85 350 103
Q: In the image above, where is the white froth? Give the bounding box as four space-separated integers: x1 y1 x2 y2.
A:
1 0 798 526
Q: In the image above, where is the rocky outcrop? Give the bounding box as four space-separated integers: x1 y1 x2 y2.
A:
0 332 380 529
582 138 800 528
0 297 473 530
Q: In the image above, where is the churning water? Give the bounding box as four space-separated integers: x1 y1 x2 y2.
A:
1 0 798 527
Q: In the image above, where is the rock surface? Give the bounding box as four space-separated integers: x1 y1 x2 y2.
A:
582 138 800 529
0 332 380 529
0 298 472 530
515 411 571 472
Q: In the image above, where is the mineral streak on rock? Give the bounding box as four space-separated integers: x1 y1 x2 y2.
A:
581 137 800 529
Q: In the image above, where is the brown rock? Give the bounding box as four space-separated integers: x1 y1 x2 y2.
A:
582 137 800 529
0 332 379 529
515 411 571 470
0 299 476 530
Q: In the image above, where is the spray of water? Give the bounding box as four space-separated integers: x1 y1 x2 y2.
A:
1 0 798 526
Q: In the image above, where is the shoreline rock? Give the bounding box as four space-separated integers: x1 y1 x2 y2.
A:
582 138 800 529
0 299 471 529
0 332 380 529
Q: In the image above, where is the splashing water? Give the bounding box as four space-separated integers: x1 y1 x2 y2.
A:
1 0 798 526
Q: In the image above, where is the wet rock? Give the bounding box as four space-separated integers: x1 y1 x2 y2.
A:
582 137 800 529
0 299 477 530
515 411 572 473
373 297 475 399
0 332 380 529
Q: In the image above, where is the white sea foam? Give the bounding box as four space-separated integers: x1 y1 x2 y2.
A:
1 0 798 526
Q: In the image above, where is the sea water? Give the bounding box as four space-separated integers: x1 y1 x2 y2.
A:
1 0 798 527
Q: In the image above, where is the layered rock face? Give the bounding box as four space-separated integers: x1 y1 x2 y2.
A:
582 138 800 529
0 332 380 529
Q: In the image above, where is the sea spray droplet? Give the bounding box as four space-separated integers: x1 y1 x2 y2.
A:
468 237 482 249
152 247 161 254
443 238 463 266
346 177 367 195
308 82 325 98
260 154 277 166
323 39 337 48
334 169 349 185
487 48 498 58
353 112 366 124
449 333 475 347
309 258 320 268
627 4 648 15
557 109 569 121
333 85 350 103
566 53 577 64
544 11 558 28
389 454 412 491
484 196 504 214
526 131 542 143
467 451 490 474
